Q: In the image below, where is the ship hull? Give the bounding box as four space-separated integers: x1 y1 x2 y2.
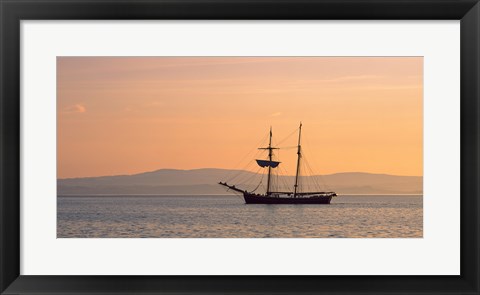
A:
243 193 332 204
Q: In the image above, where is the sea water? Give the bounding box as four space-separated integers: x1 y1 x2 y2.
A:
57 195 422 238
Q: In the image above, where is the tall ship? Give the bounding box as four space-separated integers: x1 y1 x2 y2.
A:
219 123 337 204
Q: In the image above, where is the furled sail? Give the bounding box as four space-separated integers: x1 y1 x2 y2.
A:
256 159 281 168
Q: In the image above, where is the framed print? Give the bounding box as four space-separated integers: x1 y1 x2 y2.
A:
1 0 479 294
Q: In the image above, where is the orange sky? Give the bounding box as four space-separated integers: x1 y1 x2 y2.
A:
57 57 423 178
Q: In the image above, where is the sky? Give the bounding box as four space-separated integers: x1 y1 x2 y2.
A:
57 57 423 178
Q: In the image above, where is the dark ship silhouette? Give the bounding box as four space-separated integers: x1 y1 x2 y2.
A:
219 123 337 204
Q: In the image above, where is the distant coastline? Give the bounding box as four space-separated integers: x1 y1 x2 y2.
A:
58 168 423 195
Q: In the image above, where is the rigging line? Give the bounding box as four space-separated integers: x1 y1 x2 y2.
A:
271 175 276 193
302 134 329 191
251 170 265 192
278 166 292 192
274 148 281 190
305 151 331 191
232 147 267 182
308 165 322 192
270 164 277 193
280 165 293 189
229 164 254 184
303 132 326 176
221 184 244 200
224 132 269 181
235 165 257 185
227 148 264 183
228 161 252 183
295 167 301 193
284 165 295 190
275 166 285 191
274 169 281 193
227 145 267 181
260 170 268 193
318 173 332 192
310 164 324 190
304 151 324 191
239 167 262 186
275 168 282 191
276 127 299 146
305 145 331 191
298 165 303 193
301 152 317 188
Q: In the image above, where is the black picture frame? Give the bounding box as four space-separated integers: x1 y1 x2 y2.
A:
1 0 479 294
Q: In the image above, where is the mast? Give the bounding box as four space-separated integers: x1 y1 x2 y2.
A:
293 122 302 197
266 127 273 195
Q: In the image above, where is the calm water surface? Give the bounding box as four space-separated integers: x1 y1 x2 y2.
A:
57 195 422 238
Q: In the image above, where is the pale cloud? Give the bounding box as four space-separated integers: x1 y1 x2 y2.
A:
63 104 86 114
270 112 282 117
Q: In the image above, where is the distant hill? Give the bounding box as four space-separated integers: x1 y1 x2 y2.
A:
58 168 422 195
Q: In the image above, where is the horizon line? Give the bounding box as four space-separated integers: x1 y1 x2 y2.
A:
58 167 423 180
